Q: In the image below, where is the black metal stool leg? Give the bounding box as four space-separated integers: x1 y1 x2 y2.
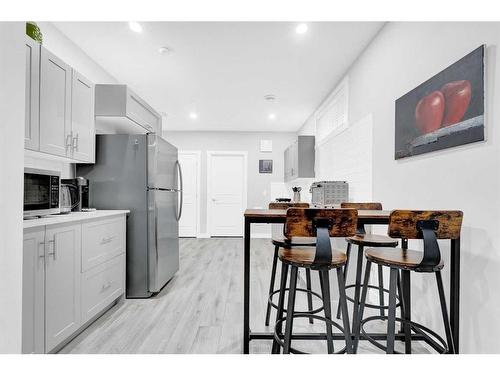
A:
336 242 351 319
397 271 405 333
265 245 279 326
305 268 314 324
386 267 398 354
401 269 411 354
436 271 455 354
336 267 353 353
353 260 372 353
320 269 334 354
378 265 385 317
283 266 299 354
351 245 364 332
272 262 289 354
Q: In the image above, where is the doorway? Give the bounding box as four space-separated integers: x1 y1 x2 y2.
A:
178 151 201 237
207 151 247 237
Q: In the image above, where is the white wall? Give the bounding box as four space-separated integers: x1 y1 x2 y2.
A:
25 22 118 178
164 131 296 237
0 22 26 353
298 22 500 353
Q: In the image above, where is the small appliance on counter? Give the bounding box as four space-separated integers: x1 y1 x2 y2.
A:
61 177 90 212
292 186 302 202
309 181 349 207
24 168 60 218
60 185 72 214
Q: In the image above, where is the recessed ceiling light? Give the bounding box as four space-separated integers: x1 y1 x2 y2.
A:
268 113 276 120
296 23 308 35
128 21 142 33
189 112 198 120
158 46 172 55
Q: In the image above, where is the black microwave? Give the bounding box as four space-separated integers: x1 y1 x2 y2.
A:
24 168 61 218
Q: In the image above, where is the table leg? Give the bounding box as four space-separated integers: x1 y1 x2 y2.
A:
243 218 251 354
450 238 460 353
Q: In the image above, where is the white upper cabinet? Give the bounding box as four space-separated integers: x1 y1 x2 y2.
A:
71 71 95 162
39 46 72 157
27 44 96 163
25 37 40 151
95 84 161 134
284 136 316 182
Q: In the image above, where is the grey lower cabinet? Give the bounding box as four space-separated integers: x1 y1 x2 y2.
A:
44 223 82 352
22 215 126 353
284 136 315 182
22 228 45 354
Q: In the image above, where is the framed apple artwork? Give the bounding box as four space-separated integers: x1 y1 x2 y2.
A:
395 45 485 159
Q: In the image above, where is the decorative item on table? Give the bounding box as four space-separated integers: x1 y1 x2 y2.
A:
259 159 273 173
395 45 485 159
26 22 43 44
292 186 301 202
310 181 348 207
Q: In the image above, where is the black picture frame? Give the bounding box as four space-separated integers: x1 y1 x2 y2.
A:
259 159 273 174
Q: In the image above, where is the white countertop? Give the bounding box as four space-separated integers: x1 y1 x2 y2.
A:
23 210 130 229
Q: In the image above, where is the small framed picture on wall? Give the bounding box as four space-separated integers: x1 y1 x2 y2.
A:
259 159 273 173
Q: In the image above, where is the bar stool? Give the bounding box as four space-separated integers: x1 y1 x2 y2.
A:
272 208 358 354
265 202 319 326
354 210 463 354
337 203 400 330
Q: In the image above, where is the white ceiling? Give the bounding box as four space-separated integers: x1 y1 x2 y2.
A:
54 22 384 132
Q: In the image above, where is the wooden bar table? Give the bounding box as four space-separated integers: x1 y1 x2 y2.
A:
242 208 461 354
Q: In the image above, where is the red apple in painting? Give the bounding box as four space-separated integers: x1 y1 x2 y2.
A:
440 80 471 127
415 91 445 134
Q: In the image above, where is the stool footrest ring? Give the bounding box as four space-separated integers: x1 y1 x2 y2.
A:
269 288 324 315
274 313 348 354
344 284 401 310
359 315 449 354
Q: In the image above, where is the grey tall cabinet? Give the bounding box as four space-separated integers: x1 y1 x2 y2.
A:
284 135 315 181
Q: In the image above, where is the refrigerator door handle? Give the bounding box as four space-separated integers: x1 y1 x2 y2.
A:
175 160 183 222
154 203 159 265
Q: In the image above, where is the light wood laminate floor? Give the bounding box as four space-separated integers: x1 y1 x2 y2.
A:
60 238 430 354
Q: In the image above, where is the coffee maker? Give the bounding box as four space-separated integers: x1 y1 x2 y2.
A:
61 177 90 212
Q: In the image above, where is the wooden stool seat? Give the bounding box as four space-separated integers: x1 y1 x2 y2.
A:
346 233 398 247
272 234 316 247
278 247 347 269
365 247 444 271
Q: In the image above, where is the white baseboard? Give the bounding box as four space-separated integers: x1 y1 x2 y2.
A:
197 232 210 238
251 232 272 239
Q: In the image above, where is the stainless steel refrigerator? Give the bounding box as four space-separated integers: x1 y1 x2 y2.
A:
77 134 183 298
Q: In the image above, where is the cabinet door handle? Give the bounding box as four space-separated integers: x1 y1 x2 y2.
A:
101 282 112 291
100 236 115 245
38 242 45 259
72 133 79 152
47 238 56 260
66 132 73 150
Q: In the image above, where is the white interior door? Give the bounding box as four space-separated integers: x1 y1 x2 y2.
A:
178 151 200 237
208 152 247 237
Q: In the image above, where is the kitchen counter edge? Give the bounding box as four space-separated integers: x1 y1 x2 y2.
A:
23 210 130 229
